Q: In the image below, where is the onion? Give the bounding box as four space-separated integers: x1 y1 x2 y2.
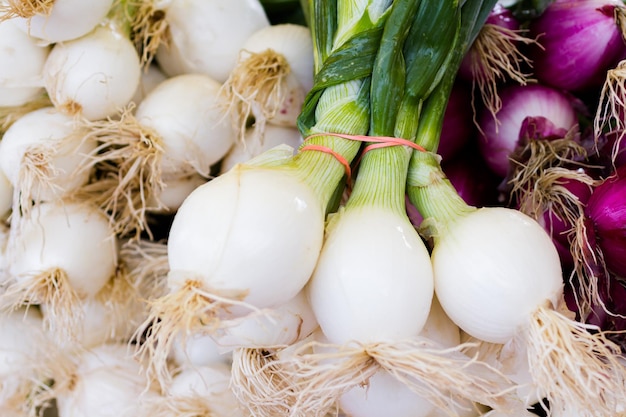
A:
8 0 114 44
0 106 96 213
221 23 313 139
529 0 626 93
0 308 52 415
584 166 626 277
0 19 49 107
478 84 579 177
152 0 270 82
43 25 141 121
54 343 160 417
3 201 118 342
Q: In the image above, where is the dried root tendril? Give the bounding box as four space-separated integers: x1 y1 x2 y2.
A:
594 59 626 162
130 0 169 67
220 49 291 143
0 0 54 21
73 106 166 240
468 24 538 131
15 144 62 219
1 268 84 344
134 278 252 389
139 394 222 417
119 238 169 301
526 303 626 417
231 339 516 417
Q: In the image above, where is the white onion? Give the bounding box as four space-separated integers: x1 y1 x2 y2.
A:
154 0 270 82
146 173 207 214
0 171 12 220
0 308 50 412
307 206 434 345
211 289 318 351
0 106 96 205
11 0 115 43
433 207 563 344
170 331 230 368
135 73 236 177
0 19 49 107
6 201 118 309
167 164 324 311
55 343 159 417
43 25 141 121
241 23 314 93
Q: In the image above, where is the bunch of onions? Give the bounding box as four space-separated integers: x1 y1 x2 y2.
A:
134 15 381 389
528 0 626 94
458 3 536 121
407 150 626 416
220 23 313 141
134 0 270 80
229 2 520 416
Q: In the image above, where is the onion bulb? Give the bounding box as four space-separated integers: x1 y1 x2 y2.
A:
3 201 118 342
0 19 49 107
8 0 115 44
43 25 141 121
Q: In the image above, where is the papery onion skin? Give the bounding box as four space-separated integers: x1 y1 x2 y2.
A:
478 84 578 177
433 207 563 344
585 166 626 277
529 0 626 93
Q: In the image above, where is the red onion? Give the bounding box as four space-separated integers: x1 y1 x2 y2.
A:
478 83 579 177
584 165 626 277
438 80 475 161
529 0 626 93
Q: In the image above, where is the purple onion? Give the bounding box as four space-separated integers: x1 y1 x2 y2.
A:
478 83 579 177
438 80 474 161
585 166 626 276
529 0 626 93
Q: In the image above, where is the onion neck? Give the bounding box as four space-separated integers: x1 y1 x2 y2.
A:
407 150 476 241
346 145 411 215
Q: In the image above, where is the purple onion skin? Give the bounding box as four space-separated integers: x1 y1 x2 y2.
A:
442 143 501 208
585 166 626 277
478 83 578 177
438 80 475 161
529 0 626 93
538 177 593 269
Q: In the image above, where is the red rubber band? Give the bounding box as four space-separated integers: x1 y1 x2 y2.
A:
300 144 352 179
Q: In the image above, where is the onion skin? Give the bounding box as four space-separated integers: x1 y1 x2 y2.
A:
478 84 578 177
529 0 626 93
585 166 626 277
438 80 475 162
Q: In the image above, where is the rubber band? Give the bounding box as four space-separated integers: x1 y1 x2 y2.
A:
300 132 428 183
299 144 352 179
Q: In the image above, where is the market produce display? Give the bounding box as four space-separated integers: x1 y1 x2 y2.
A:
1 0 626 416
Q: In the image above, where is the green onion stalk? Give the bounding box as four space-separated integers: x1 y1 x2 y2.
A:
406 1 626 415
229 1 516 416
